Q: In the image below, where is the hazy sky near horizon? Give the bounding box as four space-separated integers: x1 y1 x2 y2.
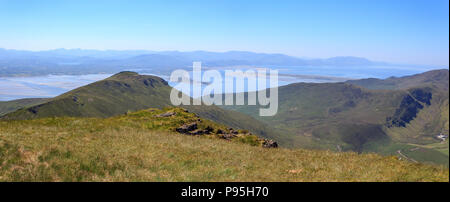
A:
0 0 448 66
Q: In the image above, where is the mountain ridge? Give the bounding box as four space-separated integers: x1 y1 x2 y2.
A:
346 69 449 90
0 71 280 142
1 48 403 77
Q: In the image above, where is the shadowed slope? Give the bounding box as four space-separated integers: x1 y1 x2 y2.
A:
0 98 49 116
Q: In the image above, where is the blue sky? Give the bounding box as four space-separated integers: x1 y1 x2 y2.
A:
0 0 448 66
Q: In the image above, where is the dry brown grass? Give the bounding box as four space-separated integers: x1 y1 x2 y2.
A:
0 108 448 182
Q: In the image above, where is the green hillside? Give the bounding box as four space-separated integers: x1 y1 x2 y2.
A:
0 98 49 116
1 72 173 119
222 83 403 149
0 107 447 182
221 70 449 166
1 72 279 142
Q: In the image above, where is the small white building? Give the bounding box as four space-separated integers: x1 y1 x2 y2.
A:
437 133 448 142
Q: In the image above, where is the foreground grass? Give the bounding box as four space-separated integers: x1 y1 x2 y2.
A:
0 108 448 182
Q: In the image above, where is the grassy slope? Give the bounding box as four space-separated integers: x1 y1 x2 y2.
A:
222 83 404 149
0 98 49 116
1 72 173 119
0 107 447 182
1 72 279 142
363 138 449 166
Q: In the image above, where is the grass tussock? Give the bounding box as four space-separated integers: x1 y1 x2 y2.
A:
0 107 448 182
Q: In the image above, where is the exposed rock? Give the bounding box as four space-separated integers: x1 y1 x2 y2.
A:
227 128 238 134
216 129 224 134
204 126 214 133
410 88 432 105
155 111 176 118
262 139 278 148
387 94 424 127
183 126 214 136
387 88 433 128
176 122 198 133
220 133 237 140
190 129 205 135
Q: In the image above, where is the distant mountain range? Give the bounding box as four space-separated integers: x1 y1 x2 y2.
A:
0 48 392 77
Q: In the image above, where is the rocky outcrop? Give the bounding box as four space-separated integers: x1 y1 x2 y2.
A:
175 122 213 135
176 122 198 134
386 88 433 128
174 120 278 148
154 111 176 117
262 139 278 148
204 126 214 133
228 128 238 134
220 133 237 140
410 88 432 105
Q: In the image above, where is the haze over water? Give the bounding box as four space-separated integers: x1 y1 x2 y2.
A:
0 65 439 101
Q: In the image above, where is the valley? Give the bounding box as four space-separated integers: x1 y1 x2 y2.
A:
220 69 449 166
